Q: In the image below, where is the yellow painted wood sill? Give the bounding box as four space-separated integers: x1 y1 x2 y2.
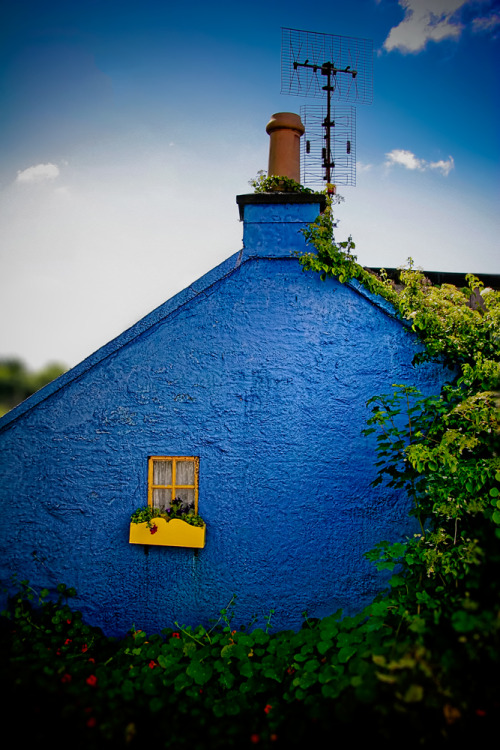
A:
129 517 206 548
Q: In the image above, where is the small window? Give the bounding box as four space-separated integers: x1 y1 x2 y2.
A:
148 456 199 514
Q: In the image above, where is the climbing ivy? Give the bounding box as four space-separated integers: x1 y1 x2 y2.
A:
297 198 500 740
300 199 500 673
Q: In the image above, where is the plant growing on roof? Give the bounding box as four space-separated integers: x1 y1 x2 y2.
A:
249 170 315 194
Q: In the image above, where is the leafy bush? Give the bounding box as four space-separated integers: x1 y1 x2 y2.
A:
2 573 497 748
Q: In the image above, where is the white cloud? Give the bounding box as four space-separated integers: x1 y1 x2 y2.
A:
429 156 455 176
385 149 454 175
472 12 500 33
383 0 470 53
16 163 60 184
385 148 426 170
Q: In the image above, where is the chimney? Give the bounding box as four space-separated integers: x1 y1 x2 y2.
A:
236 113 326 259
266 112 305 182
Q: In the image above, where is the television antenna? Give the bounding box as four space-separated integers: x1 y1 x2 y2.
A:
281 27 373 189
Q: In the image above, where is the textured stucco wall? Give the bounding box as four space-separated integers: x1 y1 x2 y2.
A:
0 200 448 637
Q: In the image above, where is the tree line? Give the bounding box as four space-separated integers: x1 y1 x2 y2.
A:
0 358 66 416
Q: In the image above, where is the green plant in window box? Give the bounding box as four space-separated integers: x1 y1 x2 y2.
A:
129 498 206 548
130 499 205 529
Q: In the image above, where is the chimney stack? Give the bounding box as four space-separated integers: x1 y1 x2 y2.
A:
235 113 325 260
266 112 305 183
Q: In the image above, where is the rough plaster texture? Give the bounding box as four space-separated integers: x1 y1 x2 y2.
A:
0 197 449 637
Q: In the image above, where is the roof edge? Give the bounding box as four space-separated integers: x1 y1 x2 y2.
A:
345 276 407 324
0 249 244 432
4 254 464 432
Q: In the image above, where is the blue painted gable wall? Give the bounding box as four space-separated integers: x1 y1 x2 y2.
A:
0 196 448 636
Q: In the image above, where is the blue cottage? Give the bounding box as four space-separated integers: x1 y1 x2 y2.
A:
0 121 448 638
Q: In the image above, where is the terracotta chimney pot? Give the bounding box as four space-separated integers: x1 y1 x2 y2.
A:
266 112 305 184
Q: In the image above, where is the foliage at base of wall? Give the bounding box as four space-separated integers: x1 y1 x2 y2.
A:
1 579 498 749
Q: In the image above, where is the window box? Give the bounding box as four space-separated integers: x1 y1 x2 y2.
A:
129 516 206 549
129 456 205 548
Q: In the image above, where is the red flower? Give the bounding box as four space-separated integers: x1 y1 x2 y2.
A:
86 717 97 728
61 673 72 684
67 619 72 625
86 675 98 687
148 660 156 669
150 523 158 535
250 735 260 744
64 638 72 645
81 644 88 653
264 704 272 714
88 657 95 664
172 632 181 639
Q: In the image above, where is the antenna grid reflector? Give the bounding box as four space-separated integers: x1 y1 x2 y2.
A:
281 27 373 105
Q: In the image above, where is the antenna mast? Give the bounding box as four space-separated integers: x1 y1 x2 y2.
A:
281 27 373 190
294 59 356 183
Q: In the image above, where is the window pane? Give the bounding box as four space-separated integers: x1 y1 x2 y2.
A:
176 459 194 486
175 488 195 510
152 488 171 510
153 459 172 486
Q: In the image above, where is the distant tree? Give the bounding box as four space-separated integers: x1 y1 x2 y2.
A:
0 358 66 416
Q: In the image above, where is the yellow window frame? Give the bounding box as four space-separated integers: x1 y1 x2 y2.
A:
148 456 199 514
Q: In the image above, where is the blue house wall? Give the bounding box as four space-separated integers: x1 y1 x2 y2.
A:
0 195 448 637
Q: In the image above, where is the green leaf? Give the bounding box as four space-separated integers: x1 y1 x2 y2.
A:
402 684 424 703
262 667 282 682
149 697 164 713
338 646 357 664
322 682 342 699
317 639 332 655
186 660 213 685
220 644 236 659
239 661 254 678
143 676 159 695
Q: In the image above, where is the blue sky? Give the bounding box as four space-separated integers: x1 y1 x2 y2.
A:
1 0 499 370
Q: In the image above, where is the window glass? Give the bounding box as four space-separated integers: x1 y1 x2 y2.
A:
148 456 199 514
176 460 194 485
175 488 195 509
153 460 172 486
152 488 171 510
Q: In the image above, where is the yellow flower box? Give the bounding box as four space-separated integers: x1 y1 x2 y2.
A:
129 517 206 548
